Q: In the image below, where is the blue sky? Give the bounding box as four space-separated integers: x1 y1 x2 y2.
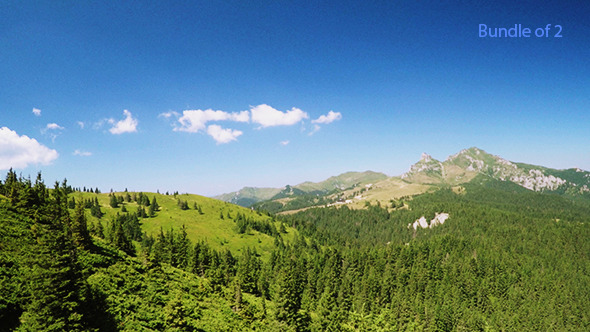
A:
1 1 589 196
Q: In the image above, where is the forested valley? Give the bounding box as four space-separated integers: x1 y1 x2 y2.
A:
1 171 589 331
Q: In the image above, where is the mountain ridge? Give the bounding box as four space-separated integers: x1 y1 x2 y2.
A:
213 170 387 207
217 147 590 212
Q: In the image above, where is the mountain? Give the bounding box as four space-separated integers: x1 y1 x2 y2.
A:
2 156 589 331
213 187 283 207
233 147 590 213
403 147 590 193
214 170 387 207
294 171 388 193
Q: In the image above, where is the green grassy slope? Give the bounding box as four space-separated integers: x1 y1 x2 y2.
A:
70 192 299 258
213 187 283 207
294 171 388 192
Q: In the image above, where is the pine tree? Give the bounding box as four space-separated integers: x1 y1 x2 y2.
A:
152 227 167 264
237 247 261 294
148 202 155 217
112 219 134 255
109 194 119 208
175 225 191 270
19 181 88 331
275 256 309 330
71 203 92 249
151 196 159 211
68 196 76 209
233 279 243 312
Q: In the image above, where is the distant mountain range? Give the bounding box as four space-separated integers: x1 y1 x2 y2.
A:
402 147 589 193
213 171 387 207
215 147 590 212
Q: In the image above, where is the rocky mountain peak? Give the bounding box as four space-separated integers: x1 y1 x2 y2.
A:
420 152 432 161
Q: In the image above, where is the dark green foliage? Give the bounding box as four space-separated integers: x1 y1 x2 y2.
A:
2 170 589 331
68 196 76 209
237 248 261 295
0 171 96 331
177 199 189 210
235 212 278 236
149 196 159 217
275 255 310 331
109 194 119 208
254 194 330 214
105 212 139 255
137 206 148 218
272 179 590 330
71 203 92 249
175 225 190 270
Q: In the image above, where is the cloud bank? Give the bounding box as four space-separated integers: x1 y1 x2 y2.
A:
164 104 339 144
0 127 59 170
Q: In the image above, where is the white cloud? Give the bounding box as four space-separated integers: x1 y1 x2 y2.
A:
250 104 308 128
109 110 138 134
166 104 337 144
41 123 65 142
309 111 342 135
73 149 92 157
32 108 41 116
206 124 242 144
0 127 59 170
77 121 85 129
312 111 342 124
46 123 64 130
231 110 250 123
158 111 180 119
309 124 321 136
175 109 249 133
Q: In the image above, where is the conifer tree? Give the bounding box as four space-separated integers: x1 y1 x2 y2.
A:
20 181 88 331
109 194 119 208
233 279 243 312
148 202 155 217
112 219 134 255
96 220 105 239
175 225 191 270
68 196 76 209
275 257 308 330
71 203 92 249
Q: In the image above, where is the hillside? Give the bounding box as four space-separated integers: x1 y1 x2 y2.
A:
249 147 590 213
214 171 387 207
213 187 283 208
69 191 299 259
1 161 590 331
